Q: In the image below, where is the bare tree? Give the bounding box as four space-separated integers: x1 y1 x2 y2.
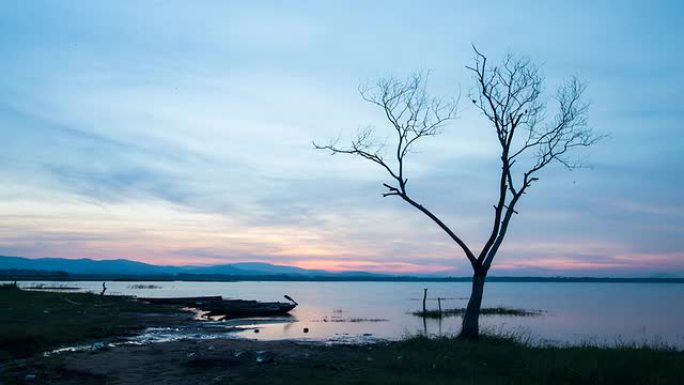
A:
314 47 601 339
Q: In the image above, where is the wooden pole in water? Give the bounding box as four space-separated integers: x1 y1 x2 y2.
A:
438 297 442 313
422 288 427 315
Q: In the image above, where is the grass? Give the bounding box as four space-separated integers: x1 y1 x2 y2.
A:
0 284 178 360
254 335 684 385
412 307 543 318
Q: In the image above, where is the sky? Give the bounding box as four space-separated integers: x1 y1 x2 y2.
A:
1 1 683 277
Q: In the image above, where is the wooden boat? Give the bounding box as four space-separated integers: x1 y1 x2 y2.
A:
202 299 296 317
140 295 297 318
141 296 223 306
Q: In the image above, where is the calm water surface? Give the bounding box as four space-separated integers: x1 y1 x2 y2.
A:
13 281 684 348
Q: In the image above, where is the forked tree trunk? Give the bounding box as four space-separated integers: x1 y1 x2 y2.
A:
460 270 487 339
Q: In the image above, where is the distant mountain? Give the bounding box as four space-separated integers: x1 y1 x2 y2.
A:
0 256 175 275
2 255 682 282
0 255 374 278
183 262 331 276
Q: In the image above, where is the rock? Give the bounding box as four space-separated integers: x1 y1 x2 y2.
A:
255 351 274 364
91 342 105 350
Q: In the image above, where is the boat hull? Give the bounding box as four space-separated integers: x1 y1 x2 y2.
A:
140 296 297 318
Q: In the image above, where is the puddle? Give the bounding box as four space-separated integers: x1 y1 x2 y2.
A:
43 314 389 356
43 316 300 356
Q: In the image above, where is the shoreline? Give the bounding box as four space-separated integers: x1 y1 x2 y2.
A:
2 286 682 384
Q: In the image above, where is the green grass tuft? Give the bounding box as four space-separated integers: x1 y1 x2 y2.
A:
412 307 543 318
255 335 683 385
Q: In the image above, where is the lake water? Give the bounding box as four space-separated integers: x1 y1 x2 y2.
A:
11 280 684 348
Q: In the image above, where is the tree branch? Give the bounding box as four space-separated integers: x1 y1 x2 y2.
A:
314 48 601 276
468 46 602 271
314 73 476 263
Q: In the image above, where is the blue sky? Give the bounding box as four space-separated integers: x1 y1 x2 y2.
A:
1 1 683 276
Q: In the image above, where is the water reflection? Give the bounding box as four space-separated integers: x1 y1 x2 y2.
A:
419 316 447 337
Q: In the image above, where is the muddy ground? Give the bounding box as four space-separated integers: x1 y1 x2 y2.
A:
1 338 369 385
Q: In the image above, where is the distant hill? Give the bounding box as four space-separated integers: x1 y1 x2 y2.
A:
0 255 374 278
1 255 682 283
181 262 330 276
0 256 176 275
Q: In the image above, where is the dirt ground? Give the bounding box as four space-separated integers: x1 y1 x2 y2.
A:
1 338 364 385
3 334 683 385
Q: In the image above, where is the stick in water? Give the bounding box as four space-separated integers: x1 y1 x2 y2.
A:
422 288 427 315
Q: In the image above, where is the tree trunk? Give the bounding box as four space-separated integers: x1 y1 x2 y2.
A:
460 270 487 339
